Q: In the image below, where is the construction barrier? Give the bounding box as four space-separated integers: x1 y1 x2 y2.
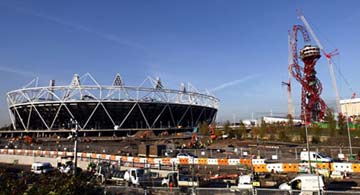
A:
2 149 360 173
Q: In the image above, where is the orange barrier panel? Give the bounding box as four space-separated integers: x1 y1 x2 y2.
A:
240 159 252 166
91 153 97 159
121 156 128 162
330 163 335 171
81 153 87 158
253 164 267 172
45 151 50 156
178 158 189 165
101 154 106 159
110 155 116 161
352 164 360 173
282 163 299 172
218 159 229 166
317 163 330 169
162 158 171 165
147 158 155 164
133 157 140 163
198 158 208 165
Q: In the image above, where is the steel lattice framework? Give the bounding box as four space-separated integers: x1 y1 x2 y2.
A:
7 73 219 130
289 25 327 123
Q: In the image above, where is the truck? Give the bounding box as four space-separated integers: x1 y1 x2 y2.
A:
229 174 263 195
123 168 152 186
279 174 324 194
31 162 55 174
161 171 203 187
300 151 332 162
110 170 127 184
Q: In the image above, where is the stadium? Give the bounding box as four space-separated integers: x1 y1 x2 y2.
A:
6 73 219 133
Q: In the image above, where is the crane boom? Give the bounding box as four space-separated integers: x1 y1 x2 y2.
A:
298 13 341 114
287 31 294 117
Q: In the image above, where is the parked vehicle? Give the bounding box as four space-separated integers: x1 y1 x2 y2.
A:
300 151 332 162
177 152 197 158
31 162 55 174
110 170 127 184
279 174 324 194
124 168 151 186
162 171 205 187
229 174 254 195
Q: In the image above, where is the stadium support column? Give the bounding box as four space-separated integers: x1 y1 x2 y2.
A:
71 120 79 176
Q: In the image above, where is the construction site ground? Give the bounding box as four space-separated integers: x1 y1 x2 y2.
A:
2 132 360 191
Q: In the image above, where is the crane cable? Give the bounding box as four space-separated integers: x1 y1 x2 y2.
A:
308 19 355 97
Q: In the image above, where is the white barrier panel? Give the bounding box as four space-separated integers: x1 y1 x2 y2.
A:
333 162 353 172
207 158 218 165
252 159 266 165
170 158 178 165
139 158 147 163
228 159 240 166
266 163 283 173
127 157 133 162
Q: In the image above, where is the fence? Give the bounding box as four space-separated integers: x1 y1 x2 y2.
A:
103 186 360 195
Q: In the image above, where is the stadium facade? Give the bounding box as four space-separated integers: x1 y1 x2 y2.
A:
6 73 219 131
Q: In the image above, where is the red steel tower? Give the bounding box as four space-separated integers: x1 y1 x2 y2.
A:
289 25 327 123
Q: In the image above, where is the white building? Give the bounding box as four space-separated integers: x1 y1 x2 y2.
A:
340 98 360 116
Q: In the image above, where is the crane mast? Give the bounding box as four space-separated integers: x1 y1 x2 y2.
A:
298 13 341 114
285 31 294 117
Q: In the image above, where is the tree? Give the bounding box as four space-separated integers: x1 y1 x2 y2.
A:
300 127 307 143
323 108 336 136
286 114 294 131
278 130 289 142
0 167 102 195
337 113 347 135
311 125 322 144
223 120 231 136
259 119 266 139
238 120 247 138
198 121 209 135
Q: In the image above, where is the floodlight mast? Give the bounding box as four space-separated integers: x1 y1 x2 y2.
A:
298 12 341 114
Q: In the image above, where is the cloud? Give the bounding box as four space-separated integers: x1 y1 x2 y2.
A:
209 74 260 92
0 66 37 77
2 4 146 50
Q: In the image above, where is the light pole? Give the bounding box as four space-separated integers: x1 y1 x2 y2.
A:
346 112 353 157
304 114 312 174
69 119 79 176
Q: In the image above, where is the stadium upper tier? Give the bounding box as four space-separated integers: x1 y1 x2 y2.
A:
6 73 219 131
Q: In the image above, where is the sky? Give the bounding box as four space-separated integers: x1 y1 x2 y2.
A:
0 0 360 125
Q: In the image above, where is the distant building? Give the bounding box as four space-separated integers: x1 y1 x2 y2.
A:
340 98 360 116
260 116 302 126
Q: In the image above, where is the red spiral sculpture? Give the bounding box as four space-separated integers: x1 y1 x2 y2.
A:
289 25 327 123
